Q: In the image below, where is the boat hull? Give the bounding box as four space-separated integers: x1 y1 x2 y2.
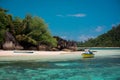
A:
82 53 94 58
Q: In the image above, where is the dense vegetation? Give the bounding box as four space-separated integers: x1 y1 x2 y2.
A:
0 8 57 50
78 24 120 47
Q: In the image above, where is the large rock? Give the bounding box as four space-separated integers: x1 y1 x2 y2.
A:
68 46 78 51
54 36 78 51
62 48 72 52
50 48 59 51
3 41 15 50
15 45 23 50
37 45 48 51
28 46 37 50
3 31 23 50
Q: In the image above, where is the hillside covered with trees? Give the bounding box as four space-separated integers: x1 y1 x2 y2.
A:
78 24 120 47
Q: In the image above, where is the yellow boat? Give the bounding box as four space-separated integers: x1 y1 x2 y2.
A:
81 53 94 58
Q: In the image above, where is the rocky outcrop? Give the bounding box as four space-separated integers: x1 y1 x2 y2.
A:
53 36 77 51
37 45 49 51
28 46 37 50
15 44 23 50
2 31 23 50
3 41 15 50
1 32 77 51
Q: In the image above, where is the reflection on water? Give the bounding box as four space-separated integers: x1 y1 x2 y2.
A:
0 57 120 80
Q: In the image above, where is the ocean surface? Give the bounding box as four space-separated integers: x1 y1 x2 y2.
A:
0 48 120 80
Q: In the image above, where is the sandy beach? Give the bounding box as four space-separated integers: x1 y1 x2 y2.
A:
0 49 120 61
0 50 82 61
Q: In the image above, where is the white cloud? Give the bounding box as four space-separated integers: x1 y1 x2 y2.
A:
111 24 116 27
56 13 86 17
61 36 67 39
95 26 103 32
56 14 64 17
67 13 86 17
78 35 95 42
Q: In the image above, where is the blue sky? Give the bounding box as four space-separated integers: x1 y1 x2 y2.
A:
0 0 120 41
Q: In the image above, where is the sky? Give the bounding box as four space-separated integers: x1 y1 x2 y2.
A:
0 0 120 41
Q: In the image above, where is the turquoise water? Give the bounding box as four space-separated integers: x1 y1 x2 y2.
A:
90 47 120 50
0 48 120 80
0 57 120 80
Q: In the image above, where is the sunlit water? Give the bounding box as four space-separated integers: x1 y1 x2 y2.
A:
0 49 120 80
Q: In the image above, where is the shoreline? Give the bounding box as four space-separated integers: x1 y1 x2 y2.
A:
0 50 82 61
78 47 120 48
0 49 120 61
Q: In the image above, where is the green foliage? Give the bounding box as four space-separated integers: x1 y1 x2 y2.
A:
16 34 37 45
0 7 57 48
0 9 8 29
29 16 57 47
0 8 9 43
14 15 57 47
13 17 23 35
0 29 6 43
79 25 120 47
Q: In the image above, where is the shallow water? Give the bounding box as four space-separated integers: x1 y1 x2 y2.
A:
90 47 120 50
0 49 120 80
0 57 120 80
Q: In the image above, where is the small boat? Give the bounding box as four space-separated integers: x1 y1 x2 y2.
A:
82 48 94 58
14 51 34 53
81 53 94 58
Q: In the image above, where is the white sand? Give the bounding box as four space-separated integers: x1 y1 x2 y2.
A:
0 50 120 61
93 50 120 56
0 50 82 61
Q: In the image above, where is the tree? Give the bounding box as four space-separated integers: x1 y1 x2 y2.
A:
13 17 23 35
80 24 120 47
0 7 57 50
15 15 57 48
0 8 9 43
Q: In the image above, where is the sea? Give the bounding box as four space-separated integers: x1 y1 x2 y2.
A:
0 48 120 80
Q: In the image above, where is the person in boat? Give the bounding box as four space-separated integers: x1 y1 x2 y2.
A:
84 48 93 54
